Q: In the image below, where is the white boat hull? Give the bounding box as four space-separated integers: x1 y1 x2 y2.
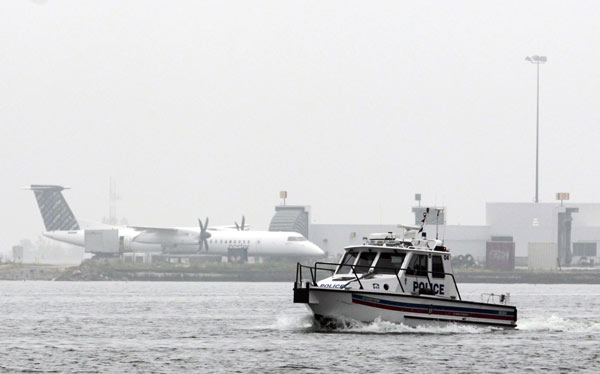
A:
295 286 517 329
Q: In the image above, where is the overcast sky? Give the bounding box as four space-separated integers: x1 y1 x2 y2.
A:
1 1 599 251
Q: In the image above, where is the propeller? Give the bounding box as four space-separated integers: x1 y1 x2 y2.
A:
235 215 246 231
198 217 212 251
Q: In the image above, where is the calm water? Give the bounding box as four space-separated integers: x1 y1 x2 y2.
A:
0 281 599 373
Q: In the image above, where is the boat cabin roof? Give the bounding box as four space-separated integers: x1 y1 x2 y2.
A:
343 232 449 254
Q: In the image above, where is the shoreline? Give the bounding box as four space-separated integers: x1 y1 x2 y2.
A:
1 263 600 283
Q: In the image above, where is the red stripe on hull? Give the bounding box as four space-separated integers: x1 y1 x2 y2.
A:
353 298 515 322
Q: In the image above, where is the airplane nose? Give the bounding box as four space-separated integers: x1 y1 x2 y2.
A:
306 242 325 257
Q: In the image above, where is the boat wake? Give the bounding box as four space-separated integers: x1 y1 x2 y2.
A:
273 314 600 335
271 314 315 331
273 314 499 335
517 315 600 333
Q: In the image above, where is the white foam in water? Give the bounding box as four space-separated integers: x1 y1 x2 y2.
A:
274 314 497 334
274 313 600 335
517 314 600 333
273 314 315 331
331 317 497 335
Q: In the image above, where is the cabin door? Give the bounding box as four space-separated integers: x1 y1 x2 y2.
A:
405 253 449 296
404 253 434 294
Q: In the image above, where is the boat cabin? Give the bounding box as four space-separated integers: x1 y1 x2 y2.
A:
317 231 460 300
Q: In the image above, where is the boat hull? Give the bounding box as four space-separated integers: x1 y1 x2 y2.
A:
295 286 517 329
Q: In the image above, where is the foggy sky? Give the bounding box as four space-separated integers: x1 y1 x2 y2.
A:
1 1 599 252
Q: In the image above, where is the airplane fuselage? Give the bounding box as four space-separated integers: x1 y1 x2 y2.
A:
43 227 324 257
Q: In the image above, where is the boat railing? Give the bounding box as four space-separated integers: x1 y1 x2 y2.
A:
481 292 510 305
295 262 462 300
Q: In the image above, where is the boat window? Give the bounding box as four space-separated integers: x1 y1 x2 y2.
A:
354 252 377 273
432 255 445 278
373 253 407 274
287 236 307 241
406 254 429 276
336 251 358 274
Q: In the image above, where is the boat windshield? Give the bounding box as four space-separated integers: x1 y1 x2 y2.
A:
336 251 358 274
354 252 377 273
373 252 407 274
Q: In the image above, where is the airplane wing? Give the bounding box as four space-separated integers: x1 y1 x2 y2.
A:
210 225 237 231
209 225 250 231
128 226 180 233
129 226 197 244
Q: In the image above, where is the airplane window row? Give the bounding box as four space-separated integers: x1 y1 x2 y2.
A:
208 239 252 244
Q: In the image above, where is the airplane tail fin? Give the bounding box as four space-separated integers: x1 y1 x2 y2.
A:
25 184 80 231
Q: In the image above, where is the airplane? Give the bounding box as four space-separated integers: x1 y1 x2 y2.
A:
25 185 325 259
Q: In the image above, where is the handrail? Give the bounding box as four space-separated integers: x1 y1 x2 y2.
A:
296 261 462 300
351 265 364 290
313 261 406 293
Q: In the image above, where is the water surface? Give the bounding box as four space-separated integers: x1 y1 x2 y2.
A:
0 282 598 373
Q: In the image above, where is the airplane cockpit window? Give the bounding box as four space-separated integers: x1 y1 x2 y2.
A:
373 253 407 274
336 251 358 274
354 252 377 273
287 236 307 241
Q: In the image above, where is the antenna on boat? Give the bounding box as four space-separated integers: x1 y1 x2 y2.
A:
435 208 441 240
418 207 429 234
440 201 446 245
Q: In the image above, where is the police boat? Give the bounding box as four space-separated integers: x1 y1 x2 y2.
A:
293 227 517 328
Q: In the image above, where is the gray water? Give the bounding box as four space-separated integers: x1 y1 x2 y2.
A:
0 282 599 373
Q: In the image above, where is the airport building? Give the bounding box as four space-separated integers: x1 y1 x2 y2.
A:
271 201 600 270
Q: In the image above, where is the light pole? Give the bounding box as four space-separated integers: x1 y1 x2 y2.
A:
526 55 547 203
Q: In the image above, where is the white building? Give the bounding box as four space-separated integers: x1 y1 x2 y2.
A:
307 202 600 267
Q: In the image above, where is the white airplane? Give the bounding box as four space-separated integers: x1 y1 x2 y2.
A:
26 185 324 259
